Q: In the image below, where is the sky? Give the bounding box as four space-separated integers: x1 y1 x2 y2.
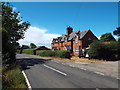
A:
11 2 118 48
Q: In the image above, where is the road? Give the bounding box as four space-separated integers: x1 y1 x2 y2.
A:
16 54 119 89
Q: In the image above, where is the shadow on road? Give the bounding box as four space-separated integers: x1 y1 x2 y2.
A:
16 58 52 70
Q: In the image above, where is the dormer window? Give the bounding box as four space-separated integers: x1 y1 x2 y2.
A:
75 37 78 43
64 37 67 43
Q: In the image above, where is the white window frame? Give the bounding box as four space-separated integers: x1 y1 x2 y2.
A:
75 48 79 53
75 37 78 43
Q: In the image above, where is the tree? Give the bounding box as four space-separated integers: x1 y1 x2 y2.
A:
30 43 37 48
113 27 120 41
88 41 119 60
2 2 30 65
100 33 116 42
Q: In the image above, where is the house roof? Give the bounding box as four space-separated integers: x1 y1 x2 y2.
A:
60 34 67 42
52 29 90 43
35 46 50 50
79 30 90 39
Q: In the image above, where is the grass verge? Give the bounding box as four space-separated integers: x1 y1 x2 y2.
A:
2 65 27 89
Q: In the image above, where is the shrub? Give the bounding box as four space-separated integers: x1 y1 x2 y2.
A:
2 65 27 89
55 50 70 59
22 49 34 55
36 50 71 59
37 50 54 57
88 41 120 61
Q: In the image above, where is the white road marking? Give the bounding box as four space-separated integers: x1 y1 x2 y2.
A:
22 71 32 90
62 63 65 65
96 88 100 90
80 68 86 70
43 64 67 76
25 57 30 58
69 65 74 67
116 77 120 80
53 61 59 63
95 72 104 76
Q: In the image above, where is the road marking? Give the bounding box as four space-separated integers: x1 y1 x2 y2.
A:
94 72 104 76
80 68 86 70
53 61 59 63
43 64 67 76
116 77 120 80
25 57 30 58
69 65 74 67
22 71 32 90
96 88 100 90
62 63 65 65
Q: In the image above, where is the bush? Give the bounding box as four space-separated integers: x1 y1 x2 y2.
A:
36 50 71 59
88 41 120 61
22 49 34 55
2 65 27 89
36 50 54 57
55 50 71 59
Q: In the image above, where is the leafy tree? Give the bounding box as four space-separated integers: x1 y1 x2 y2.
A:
30 43 37 48
2 2 30 65
113 27 120 41
100 33 116 42
88 41 120 60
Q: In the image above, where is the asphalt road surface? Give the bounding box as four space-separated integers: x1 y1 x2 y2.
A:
16 54 119 89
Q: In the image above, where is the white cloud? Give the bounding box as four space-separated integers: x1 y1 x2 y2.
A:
114 36 119 41
13 7 17 11
18 26 61 48
97 36 101 40
97 35 119 41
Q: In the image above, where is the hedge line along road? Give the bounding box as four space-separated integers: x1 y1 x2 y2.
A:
16 54 119 89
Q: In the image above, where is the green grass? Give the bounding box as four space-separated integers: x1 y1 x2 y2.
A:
2 65 27 89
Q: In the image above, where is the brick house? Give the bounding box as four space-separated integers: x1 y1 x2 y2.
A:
51 26 98 56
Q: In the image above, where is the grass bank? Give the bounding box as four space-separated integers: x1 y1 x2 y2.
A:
2 65 27 89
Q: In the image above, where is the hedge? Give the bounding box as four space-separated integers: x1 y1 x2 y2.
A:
54 50 71 58
36 50 71 59
88 41 120 61
22 49 34 55
36 50 54 57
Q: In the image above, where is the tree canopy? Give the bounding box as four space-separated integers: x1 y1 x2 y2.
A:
113 27 120 41
30 43 37 48
100 33 116 42
113 27 120 37
2 2 30 65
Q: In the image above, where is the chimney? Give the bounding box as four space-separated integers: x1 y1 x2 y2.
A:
66 26 73 35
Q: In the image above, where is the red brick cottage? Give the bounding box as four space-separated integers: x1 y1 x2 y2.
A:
51 26 98 56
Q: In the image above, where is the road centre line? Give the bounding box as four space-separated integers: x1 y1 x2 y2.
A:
62 63 65 65
43 64 67 76
80 68 87 70
116 77 120 80
94 71 104 76
22 71 32 90
69 65 74 67
53 61 59 63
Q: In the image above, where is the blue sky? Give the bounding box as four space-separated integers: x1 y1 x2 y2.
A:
11 2 118 48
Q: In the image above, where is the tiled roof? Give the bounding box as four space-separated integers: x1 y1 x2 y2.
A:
79 30 89 39
52 29 90 43
60 34 67 42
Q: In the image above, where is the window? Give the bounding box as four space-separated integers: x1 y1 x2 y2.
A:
75 48 79 53
52 47 57 50
65 38 67 43
75 37 78 43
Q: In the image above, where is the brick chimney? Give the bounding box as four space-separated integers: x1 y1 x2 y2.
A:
66 26 73 35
